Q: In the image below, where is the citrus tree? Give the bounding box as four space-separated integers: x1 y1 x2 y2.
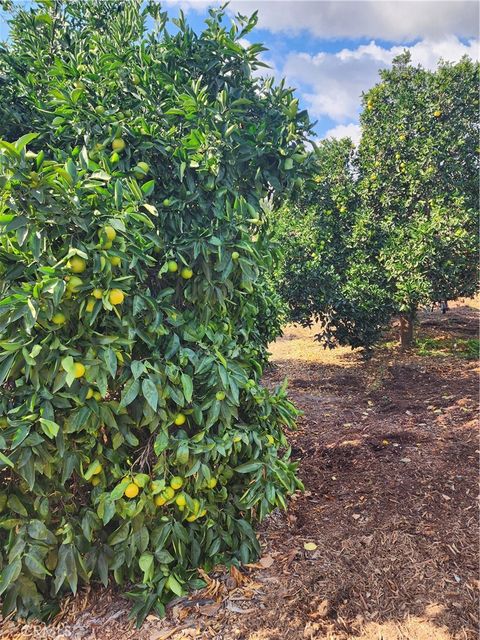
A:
277 54 478 353
358 53 479 347
0 0 311 622
273 138 377 348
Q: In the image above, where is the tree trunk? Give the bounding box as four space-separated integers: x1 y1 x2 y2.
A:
399 314 414 350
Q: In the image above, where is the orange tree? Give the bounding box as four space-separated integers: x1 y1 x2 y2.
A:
358 53 479 348
277 54 479 353
0 1 311 621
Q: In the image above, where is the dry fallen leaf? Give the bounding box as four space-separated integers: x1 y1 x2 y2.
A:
304 542 318 551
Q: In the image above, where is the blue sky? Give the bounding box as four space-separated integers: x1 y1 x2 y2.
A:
1 1 478 141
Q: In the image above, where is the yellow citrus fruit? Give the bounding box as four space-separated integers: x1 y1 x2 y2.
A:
91 461 103 475
103 240 113 249
155 495 166 507
52 312 66 325
192 498 200 514
109 256 121 267
69 256 87 273
167 260 178 273
163 487 175 501
86 388 94 399
180 267 193 280
174 413 186 426
134 162 149 178
93 391 102 401
207 478 217 489
124 482 140 499
434 110 441 117
73 362 85 379
109 289 124 305
103 225 116 241
232 251 240 260
85 298 95 313
92 288 103 299
91 476 101 486
112 138 126 152
215 391 226 401
67 276 83 292
186 514 196 522
170 476 183 490
175 493 186 507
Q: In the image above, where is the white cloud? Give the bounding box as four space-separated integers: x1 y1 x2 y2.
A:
323 123 362 145
230 1 479 41
283 36 479 121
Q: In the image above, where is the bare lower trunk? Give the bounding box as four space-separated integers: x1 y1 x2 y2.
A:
399 314 414 350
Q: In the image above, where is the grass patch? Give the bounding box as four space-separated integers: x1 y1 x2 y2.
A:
415 336 479 360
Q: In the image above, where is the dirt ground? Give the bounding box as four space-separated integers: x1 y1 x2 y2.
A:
1 301 478 640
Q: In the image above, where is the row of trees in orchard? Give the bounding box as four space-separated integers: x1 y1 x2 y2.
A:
277 53 479 351
0 0 312 623
0 0 477 625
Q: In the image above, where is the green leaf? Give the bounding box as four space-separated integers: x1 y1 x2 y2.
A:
142 377 158 412
39 418 60 439
180 373 193 403
119 378 140 408
0 558 22 596
234 462 263 474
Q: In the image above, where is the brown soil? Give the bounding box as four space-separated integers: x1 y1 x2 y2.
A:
1 302 479 640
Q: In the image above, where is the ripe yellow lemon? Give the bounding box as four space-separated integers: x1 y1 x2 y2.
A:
109 289 124 305
174 413 186 426
155 495 166 507
93 391 102 401
434 110 441 117
67 276 83 292
175 493 186 507
207 477 217 489
69 256 86 273
124 482 140 498
180 267 193 280
186 514 196 522
73 362 86 378
112 138 126 152
86 388 94 399
103 225 116 242
109 256 121 267
167 260 178 273
52 312 66 325
91 476 101 486
170 476 183 490
85 298 95 313
163 487 175 500
92 288 103 299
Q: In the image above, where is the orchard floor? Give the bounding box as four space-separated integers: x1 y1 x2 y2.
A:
2 301 479 640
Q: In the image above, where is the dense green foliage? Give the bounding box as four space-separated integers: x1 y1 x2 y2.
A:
277 54 479 351
358 53 479 345
0 0 311 622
